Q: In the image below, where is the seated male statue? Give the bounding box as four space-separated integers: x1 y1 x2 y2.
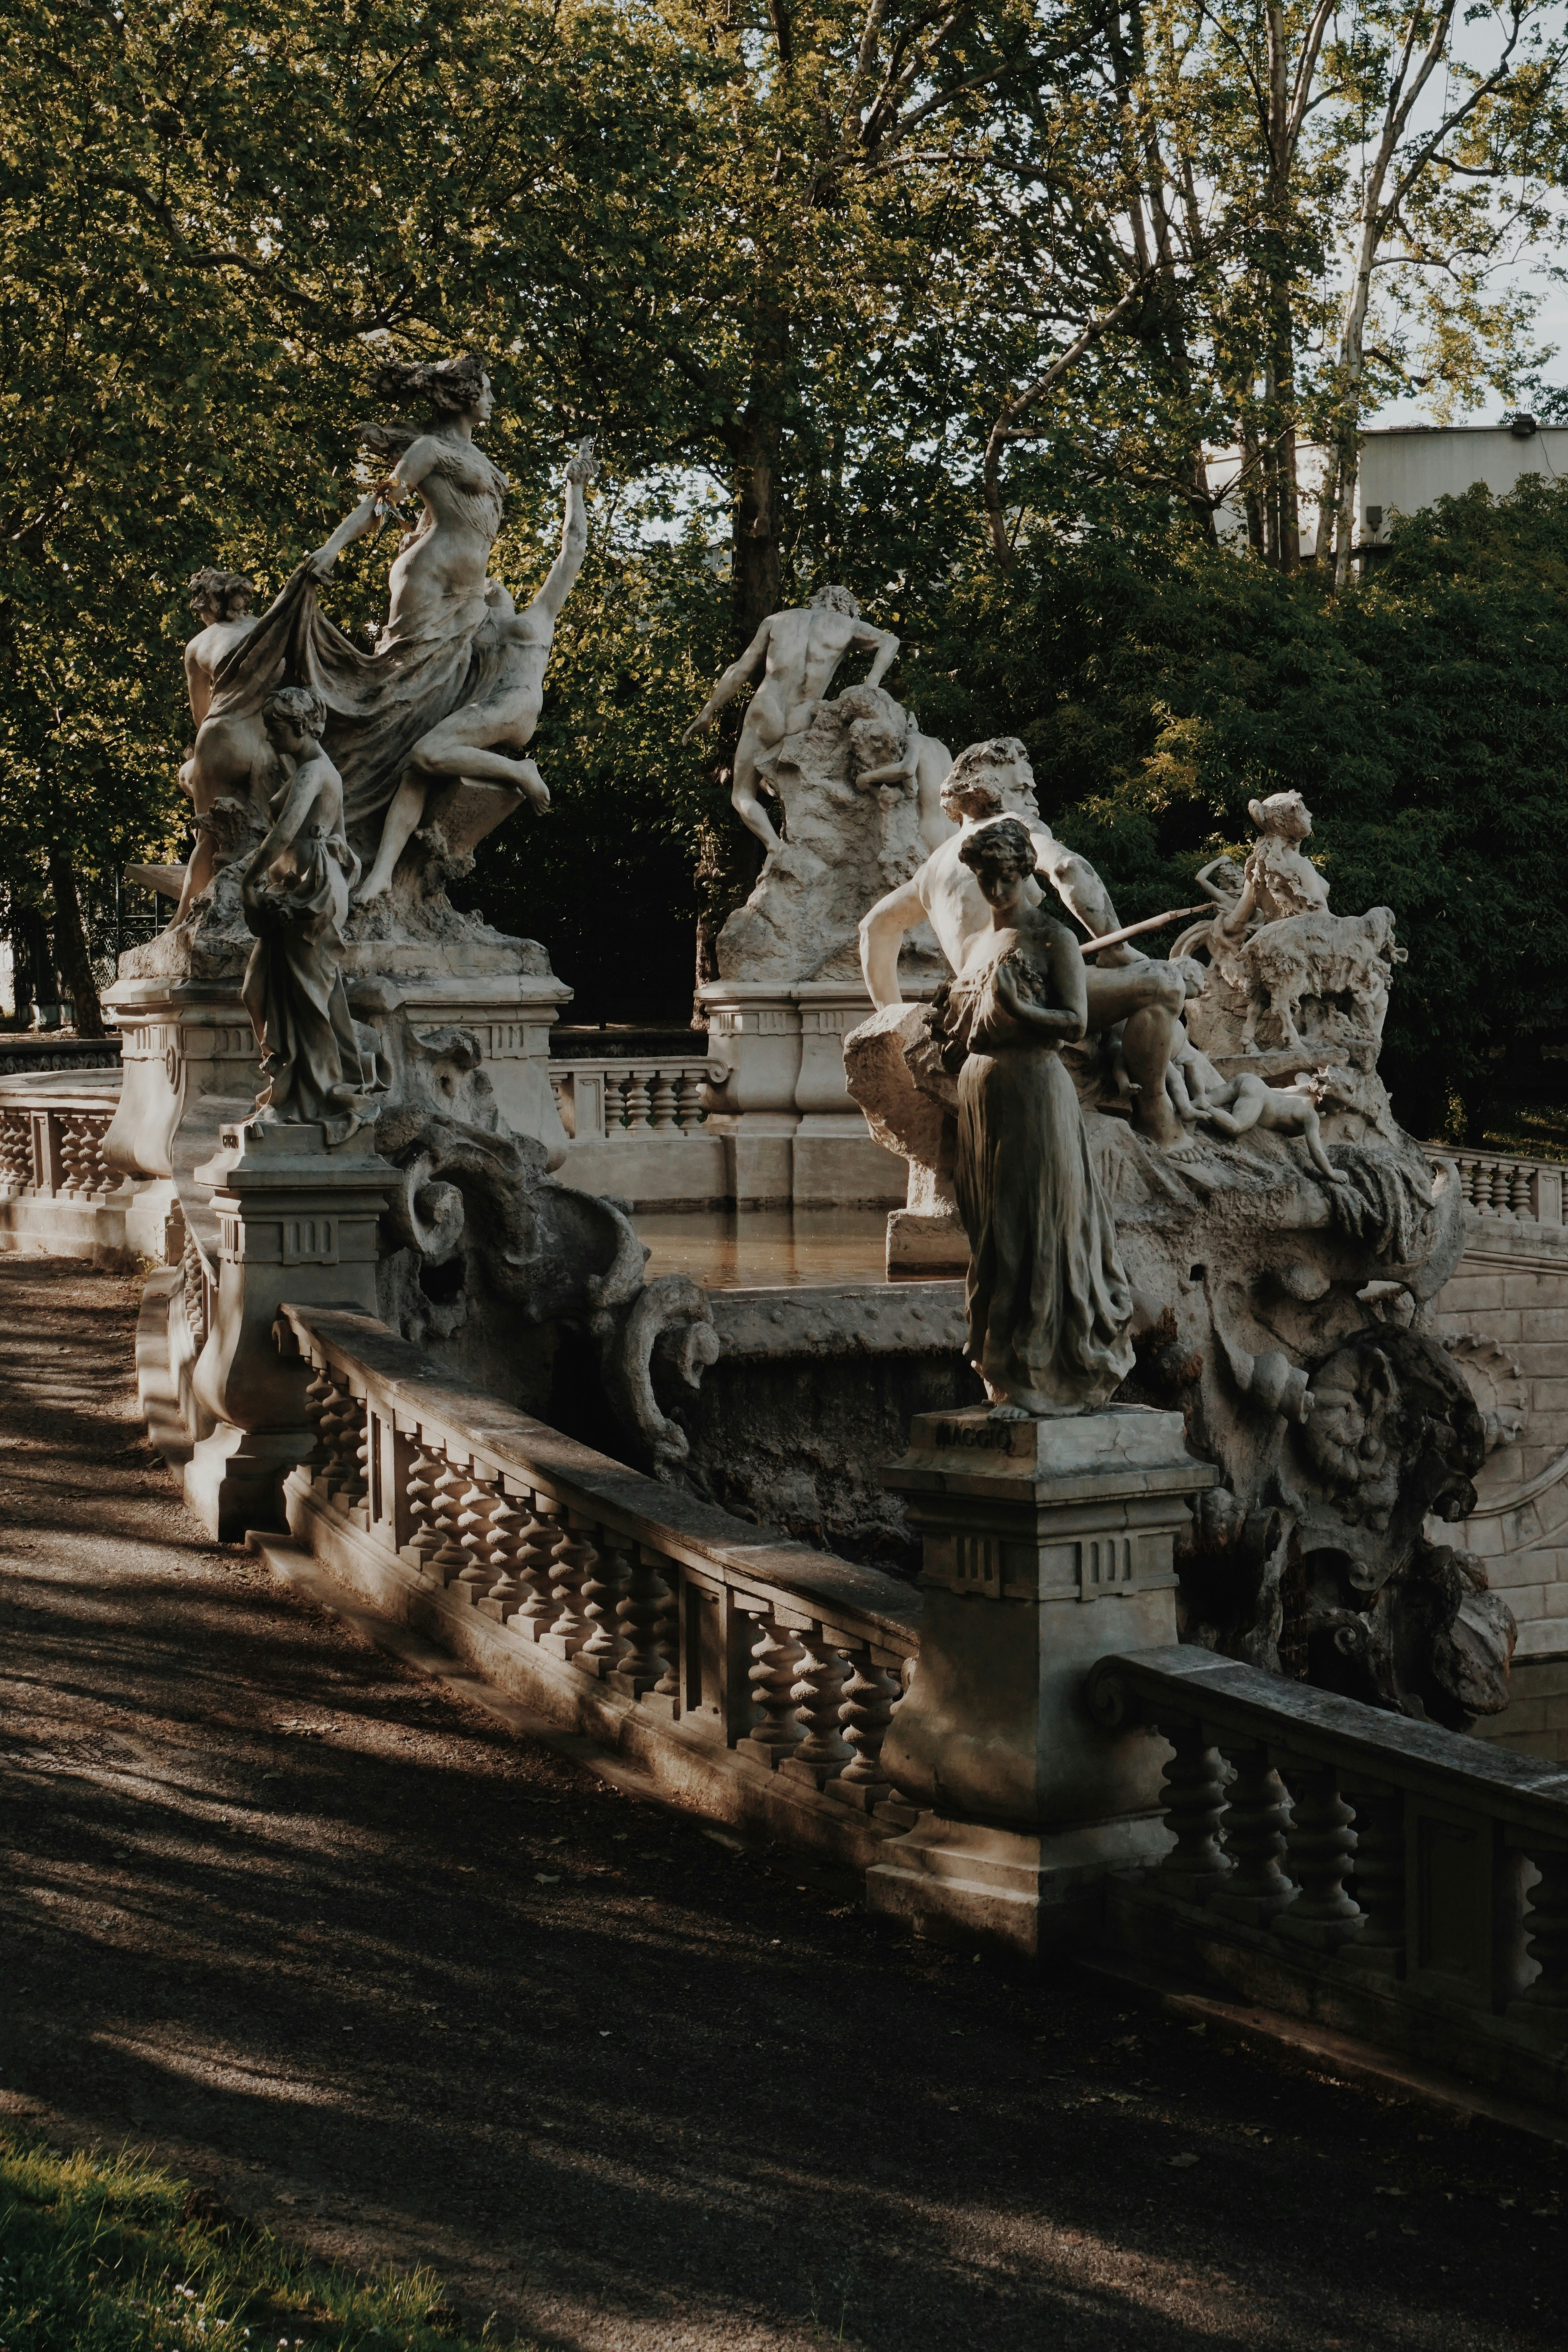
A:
682 584 899 853
858 737 1186 1146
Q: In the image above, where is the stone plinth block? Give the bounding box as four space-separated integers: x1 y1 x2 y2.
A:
184 1120 395 1541
867 1405 1216 1958
698 980 911 1208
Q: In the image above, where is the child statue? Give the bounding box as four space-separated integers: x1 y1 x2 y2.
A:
239 686 372 1145
940 818 1135 1419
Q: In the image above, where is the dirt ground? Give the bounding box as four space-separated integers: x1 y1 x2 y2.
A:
1 1254 1564 2352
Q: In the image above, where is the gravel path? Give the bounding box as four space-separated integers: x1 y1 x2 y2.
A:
1 1255 1564 2352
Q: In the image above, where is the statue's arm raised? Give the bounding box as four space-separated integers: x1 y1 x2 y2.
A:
682 619 773 744
532 441 595 623
859 874 926 1009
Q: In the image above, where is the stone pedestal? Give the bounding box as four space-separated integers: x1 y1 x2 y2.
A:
184 1120 395 1541
698 980 912 1208
867 1406 1217 1958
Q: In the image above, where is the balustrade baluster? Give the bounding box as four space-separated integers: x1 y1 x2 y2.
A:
454 1473 499 1601
1509 1847 1568 2038
676 1072 706 1131
1208 1743 1294 1925
624 1069 653 1131
1340 1782 1406 1974
0 1112 31 1191
649 1071 679 1131
826 1650 900 1809
608 1549 675 1697
780 1632 855 1786
504 1496 563 1637
1512 1164 1534 1219
402 1442 445 1571
539 1513 592 1657
304 1365 335 1485
577 1528 632 1673
477 1492 524 1614
737 1613 806 1768
1153 1719 1231 1902
425 1455 471 1584
1275 1763 1363 1948
603 1071 629 1134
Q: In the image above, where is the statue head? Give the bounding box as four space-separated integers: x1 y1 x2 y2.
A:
1170 955 1207 1001
262 684 327 751
941 737 1037 822
809 584 860 618
958 815 1037 904
189 567 255 623
1248 789 1312 842
371 348 493 426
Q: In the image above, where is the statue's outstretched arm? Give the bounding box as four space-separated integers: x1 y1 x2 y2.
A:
682 621 773 743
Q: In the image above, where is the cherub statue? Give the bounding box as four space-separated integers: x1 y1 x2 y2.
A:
839 692 956 858
1194 1067 1344 1181
682 584 900 853
239 687 373 1143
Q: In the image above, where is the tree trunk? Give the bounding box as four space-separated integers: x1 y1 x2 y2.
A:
10 905 50 1027
47 847 105 1036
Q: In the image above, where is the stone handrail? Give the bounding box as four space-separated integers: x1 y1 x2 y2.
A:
1089 1645 1568 2098
1430 1145 1566 1226
0 1083 132 1202
276 1304 920 1857
550 1055 723 1143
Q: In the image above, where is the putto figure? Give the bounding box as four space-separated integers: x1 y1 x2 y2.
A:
239 687 372 1143
682 584 900 853
940 819 1134 1417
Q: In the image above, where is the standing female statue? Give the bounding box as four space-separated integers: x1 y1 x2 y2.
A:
941 819 1135 1418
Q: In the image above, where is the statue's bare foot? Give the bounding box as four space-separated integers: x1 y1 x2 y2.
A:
987 1402 1033 1423
517 759 550 811
355 868 394 905
1134 1093 1185 1149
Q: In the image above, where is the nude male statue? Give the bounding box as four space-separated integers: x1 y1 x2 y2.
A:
176 567 268 918
355 439 597 901
858 737 1187 1146
682 584 900 853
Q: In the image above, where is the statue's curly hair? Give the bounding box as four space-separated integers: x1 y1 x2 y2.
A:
188 566 255 621
808 583 860 617
958 815 1036 883
371 349 489 419
263 684 327 737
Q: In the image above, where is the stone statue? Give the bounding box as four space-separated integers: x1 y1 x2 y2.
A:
858 738 1187 1144
239 687 372 1142
837 688 955 859
350 437 597 900
192 350 582 902
940 819 1134 1417
177 568 267 919
682 584 900 853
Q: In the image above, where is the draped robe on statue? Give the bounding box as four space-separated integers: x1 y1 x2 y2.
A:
946 944 1135 1414
201 448 512 862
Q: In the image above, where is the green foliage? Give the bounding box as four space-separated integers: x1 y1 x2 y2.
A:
900 475 1568 1138
0 2125 525 2352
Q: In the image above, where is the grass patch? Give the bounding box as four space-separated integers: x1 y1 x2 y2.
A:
0 2127 529 2352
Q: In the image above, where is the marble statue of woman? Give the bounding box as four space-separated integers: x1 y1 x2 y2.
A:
942 818 1135 1419
239 686 371 1143
198 351 543 893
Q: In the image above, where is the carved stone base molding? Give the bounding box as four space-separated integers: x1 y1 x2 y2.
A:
183 1119 395 1540
866 1405 1217 1958
698 980 911 1209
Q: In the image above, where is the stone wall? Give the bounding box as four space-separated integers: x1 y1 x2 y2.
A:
1427 1158 1568 1758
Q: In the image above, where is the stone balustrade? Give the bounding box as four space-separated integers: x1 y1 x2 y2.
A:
1432 1145 1566 1225
1089 1643 1568 2111
550 1055 724 1144
0 1086 131 1203
271 1303 920 1863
